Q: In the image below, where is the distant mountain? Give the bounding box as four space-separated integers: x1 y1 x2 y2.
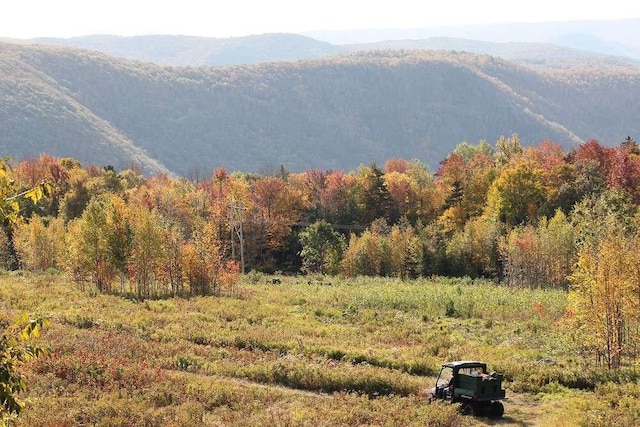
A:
4 20 640 69
1 42 639 176
306 18 640 60
4 33 343 66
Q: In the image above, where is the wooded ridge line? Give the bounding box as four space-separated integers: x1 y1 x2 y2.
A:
0 41 639 177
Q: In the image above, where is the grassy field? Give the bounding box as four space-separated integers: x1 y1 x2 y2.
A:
2 271 639 426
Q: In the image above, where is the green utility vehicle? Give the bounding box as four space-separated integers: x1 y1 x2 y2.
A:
430 361 506 417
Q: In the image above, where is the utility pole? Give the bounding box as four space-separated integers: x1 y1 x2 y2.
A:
229 200 245 274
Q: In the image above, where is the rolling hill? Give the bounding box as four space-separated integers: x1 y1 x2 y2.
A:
306 18 640 60
9 33 343 67
6 31 639 69
1 42 639 176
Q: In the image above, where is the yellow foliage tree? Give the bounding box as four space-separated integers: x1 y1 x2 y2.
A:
66 197 113 291
129 204 164 298
567 220 640 368
12 216 66 271
485 162 546 226
182 220 237 296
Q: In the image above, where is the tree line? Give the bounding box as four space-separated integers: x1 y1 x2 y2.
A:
3 135 639 284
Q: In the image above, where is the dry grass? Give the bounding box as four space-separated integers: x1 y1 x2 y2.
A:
0 272 636 426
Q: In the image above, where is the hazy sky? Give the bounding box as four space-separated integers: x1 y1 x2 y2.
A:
4 0 640 39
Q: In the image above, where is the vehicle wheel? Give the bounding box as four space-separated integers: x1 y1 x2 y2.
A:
474 402 489 417
489 401 504 417
460 403 474 416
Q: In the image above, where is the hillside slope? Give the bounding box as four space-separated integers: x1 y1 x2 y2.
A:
0 44 170 174
1 43 639 175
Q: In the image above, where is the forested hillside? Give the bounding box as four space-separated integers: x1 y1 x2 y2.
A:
1 42 639 176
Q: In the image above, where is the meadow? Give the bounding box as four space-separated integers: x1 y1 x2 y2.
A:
3 271 639 426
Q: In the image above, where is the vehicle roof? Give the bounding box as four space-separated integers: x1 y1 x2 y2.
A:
441 361 487 369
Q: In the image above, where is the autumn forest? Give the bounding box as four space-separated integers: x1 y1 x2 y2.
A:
0 131 639 372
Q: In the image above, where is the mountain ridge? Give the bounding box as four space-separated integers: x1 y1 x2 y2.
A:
1 42 639 176
3 18 640 68
305 18 640 57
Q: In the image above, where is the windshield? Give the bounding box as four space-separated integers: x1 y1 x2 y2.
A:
436 367 453 387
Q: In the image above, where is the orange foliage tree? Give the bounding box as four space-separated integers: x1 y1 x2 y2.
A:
499 210 574 289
